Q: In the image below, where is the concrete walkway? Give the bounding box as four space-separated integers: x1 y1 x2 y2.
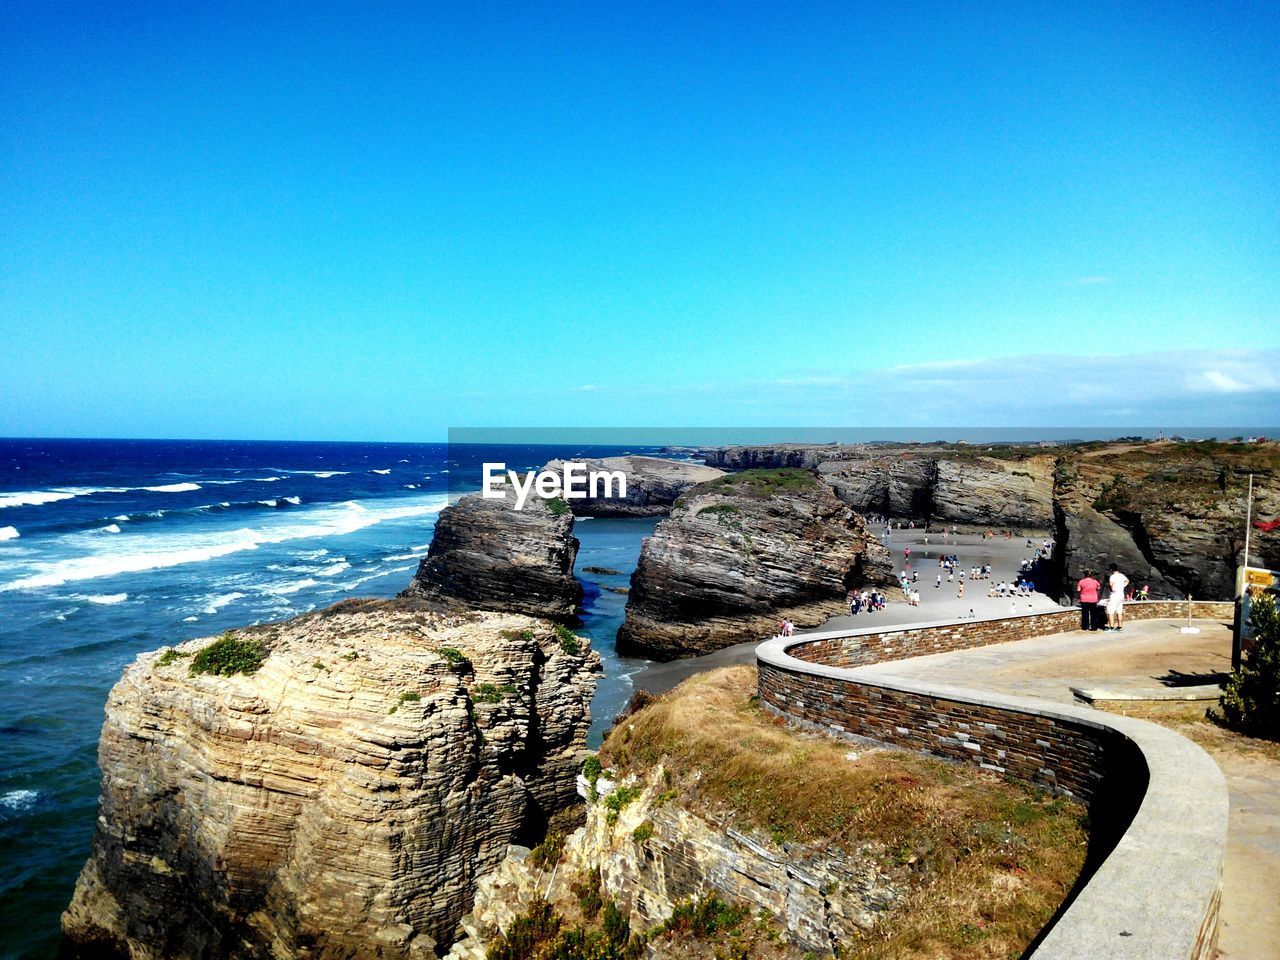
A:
856 617 1277 960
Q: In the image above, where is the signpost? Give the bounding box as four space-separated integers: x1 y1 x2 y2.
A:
1234 565 1280 670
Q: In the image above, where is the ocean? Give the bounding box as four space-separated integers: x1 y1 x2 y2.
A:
0 438 656 959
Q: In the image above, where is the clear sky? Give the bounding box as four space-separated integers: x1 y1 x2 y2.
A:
2 2 1277 440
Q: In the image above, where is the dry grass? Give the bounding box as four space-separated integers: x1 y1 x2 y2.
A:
601 666 1088 959
1096 700 1280 764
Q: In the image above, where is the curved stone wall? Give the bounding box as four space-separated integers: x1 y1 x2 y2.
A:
756 603 1231 960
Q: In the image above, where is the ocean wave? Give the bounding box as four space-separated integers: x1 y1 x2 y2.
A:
0 489 88 509
1 497 447 591
370 469 392 475
270 469 349 477
141 482 201 493
0 526 19 540
78 593 128 605
261 578 319 595
314 561 351 577
254 477 283 482
201 591 245 614
96 523 122 534
382 549 429 562
257 496 302 508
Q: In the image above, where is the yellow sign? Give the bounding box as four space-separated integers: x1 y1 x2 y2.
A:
1245 568 1277 589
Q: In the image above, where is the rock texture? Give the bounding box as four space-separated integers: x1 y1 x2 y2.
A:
446 766 902 960
61 600 600 960
703 444 855 471
616 470 892 659
402 490 582 620
540 455 725 516
818 452 1055 528
1051 442 1280 599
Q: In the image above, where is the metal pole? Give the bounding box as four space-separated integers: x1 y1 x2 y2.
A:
1243 473 1254 576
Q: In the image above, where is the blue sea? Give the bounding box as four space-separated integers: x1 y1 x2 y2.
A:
0 438 656 960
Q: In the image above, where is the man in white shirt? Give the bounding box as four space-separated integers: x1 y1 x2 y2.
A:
1106 563 1130 631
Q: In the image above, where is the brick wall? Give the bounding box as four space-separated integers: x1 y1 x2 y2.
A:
792 601 1232 670
756 601 1233 960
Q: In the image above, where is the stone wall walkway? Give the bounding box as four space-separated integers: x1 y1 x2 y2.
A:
856 617 1277 960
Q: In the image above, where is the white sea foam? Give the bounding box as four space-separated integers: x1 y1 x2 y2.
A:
141 482 201 493
201 591 246 614
283 496 302 505
254 477 283 482
370 469 391 475
0 789 38 813
313 471 347 478
183 615 199 622
0 526 19 540
81 593 128 604
382 549 429 562
96 523 122 534
1 497 446 591
261 578 319 595
404 484 418 489
314 561 351 577
0 490 82 509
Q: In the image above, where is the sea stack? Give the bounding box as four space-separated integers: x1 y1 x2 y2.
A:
617 469 893 659
402 490 583 620
61 600 600 959
540 455 726 516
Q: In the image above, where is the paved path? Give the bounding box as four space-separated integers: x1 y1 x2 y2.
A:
859 617 1278 960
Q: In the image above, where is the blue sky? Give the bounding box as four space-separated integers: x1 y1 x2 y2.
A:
2 2 1277 440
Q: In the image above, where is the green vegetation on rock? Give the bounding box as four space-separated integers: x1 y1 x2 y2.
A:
189 633 264 678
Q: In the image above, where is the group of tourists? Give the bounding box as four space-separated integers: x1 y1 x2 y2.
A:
849 589 888 615
988 579 1036 598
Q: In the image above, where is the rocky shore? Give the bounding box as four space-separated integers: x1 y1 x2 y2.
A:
617 469 892 660
401 490 583 621
61 599 600 960
540 455 725 516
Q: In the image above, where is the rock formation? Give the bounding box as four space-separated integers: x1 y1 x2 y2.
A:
402 490 582 620
540 455 725 516
703 443 855 471
1050 442 1280 599
616 469 892 659
62 600 600 960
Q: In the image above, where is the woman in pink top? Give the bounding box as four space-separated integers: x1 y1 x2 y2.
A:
1076 569 1101 631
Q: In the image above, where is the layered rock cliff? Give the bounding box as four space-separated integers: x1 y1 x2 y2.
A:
540 455 725 516
402 490 582 620
616 469 892 659
1051 441 1280 599
62 600 600 960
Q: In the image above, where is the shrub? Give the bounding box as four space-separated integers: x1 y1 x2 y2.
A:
156 648 188 667
189 633 264 678
582 754 602 801
631 822 653 844
556 624 581 656
662 895 748 939
602 900 629 947
571 866 603 919
603 785 640 825
529 832 564 869
1213 593 1280 738
546 497 569 516
437 646 466 666
487 897 561 960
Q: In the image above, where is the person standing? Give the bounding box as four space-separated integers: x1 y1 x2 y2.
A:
1076 568 1101 630
1106 563 1129 631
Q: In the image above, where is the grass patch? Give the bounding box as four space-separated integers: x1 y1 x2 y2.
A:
630 822 653 845
546 496 570 516
696 503 741 517
600 666 1089 959
473 682 518 704
155 648 188 667
189 633 265 678
388 690 421 715
707 468 818 496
